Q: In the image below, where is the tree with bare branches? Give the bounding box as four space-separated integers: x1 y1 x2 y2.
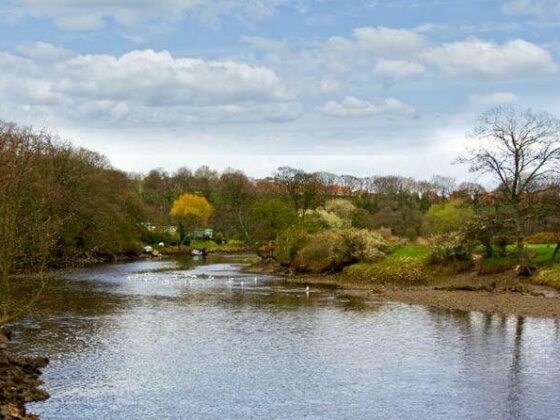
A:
0 123 58 326
459 106 560 266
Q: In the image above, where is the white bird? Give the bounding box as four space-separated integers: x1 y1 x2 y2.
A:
305 286 310 292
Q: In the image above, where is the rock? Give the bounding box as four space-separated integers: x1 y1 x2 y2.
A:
0 331 49 420
0 334 9 351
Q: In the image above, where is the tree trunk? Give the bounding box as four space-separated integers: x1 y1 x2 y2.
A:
516 236 526 261
552 242 560 262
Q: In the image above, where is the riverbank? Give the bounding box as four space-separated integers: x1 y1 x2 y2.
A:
0 330 49 420
247 262 560 319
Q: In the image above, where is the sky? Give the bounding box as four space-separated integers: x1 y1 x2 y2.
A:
1 0 559 180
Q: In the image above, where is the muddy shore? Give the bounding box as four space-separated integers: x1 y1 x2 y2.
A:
248 264 560 319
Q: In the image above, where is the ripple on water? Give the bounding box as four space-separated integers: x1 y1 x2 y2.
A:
10 256 560 420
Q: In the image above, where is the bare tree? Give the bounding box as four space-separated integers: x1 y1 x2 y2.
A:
0 123 57 326
459 106 560 264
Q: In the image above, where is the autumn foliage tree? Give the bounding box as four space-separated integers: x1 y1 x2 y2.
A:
170 194 213 246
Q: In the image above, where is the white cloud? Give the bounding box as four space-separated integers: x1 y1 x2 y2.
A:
16 41 75 61
502 0 560 17
0 44 300 125
319 96 415 117
14 0 296 29
469 92 518 106
318 77 344 93
373 60 425 85
422 38 557 78
311 27 557 85
322 26 427 70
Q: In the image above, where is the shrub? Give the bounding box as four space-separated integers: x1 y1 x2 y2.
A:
293 231 339 273
275 226 308 265
324 199 356 220
313 209 349 229
427 233 473 270
293 228 388 273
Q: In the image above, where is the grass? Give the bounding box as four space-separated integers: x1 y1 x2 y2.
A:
341 245 430 286
526 244 556 263
389 245 431 259
190 239 249 252
477 244 557 274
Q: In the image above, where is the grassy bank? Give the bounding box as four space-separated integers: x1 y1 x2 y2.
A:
267 244 560 319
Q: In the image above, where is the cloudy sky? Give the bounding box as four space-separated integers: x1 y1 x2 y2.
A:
1 0 559 179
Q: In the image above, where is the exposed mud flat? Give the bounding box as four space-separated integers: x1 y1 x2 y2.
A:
280 271 560 319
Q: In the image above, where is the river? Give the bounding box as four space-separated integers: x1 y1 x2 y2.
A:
10 255 560 419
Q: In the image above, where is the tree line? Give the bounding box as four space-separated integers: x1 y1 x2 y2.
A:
2 106 560 322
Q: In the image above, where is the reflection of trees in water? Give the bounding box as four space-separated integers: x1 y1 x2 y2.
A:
424 308 532 417
9 276 128 358
176 287 378 313
506 316 525 420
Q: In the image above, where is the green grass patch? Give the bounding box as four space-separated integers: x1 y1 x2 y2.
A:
477 244 557 274
389 245 431 259
526 244 556 263
341 245 430 285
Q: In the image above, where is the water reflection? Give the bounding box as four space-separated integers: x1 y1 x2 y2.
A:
8 256 560 420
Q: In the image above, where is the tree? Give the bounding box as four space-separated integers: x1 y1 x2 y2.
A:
0 124 56 325
214 171 254 240
170 194 213 246
273 167 322 219
460 106 560 265
422 200 474 236
249 198 298 242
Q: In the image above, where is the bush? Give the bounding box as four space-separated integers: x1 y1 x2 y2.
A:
427 233 473 270
313 209 349 229
275 226 308 265
293 231 339 273
293 228 388 273
324 199 356 220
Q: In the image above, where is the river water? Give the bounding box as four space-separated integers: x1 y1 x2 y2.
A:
10 255 560 419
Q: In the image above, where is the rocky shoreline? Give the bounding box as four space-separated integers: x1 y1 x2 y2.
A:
0 330 49 420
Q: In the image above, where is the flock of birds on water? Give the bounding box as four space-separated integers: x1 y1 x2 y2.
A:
125 270 311 295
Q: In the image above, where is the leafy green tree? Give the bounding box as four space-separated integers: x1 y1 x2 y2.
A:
422 200 474 235
249 199 298 242
212 171 254 240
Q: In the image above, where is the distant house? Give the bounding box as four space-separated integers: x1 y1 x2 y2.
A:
193 228 213 239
